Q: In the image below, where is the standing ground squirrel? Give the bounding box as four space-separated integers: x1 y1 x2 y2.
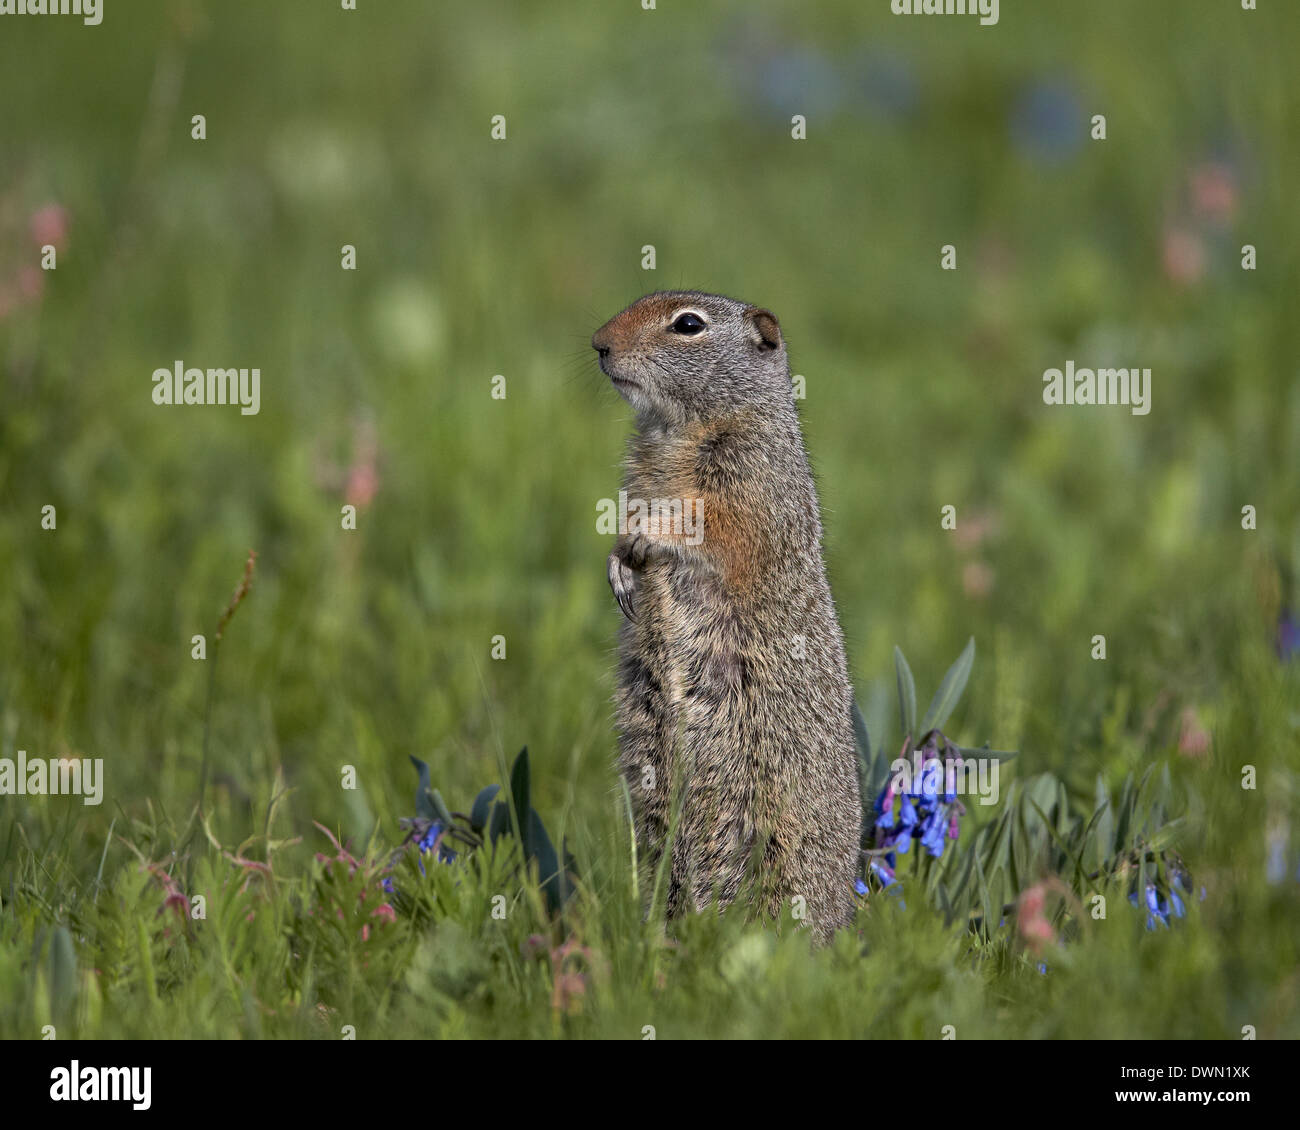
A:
593 290 862 943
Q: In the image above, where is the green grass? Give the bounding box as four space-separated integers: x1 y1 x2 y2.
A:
1 0 1299 1038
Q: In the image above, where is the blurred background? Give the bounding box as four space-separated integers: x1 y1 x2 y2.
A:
1 0 1298 1014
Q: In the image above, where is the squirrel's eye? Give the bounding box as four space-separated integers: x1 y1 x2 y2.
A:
671 312 706 335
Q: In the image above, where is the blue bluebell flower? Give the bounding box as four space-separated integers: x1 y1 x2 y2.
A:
941 764 957 805
385 818 457 893
913 759 941 805
1278 609 1299 662
919 808 947 858
418 820 457 864
759 48 845 118
849 49 919 123
1009 81 1084 163
871 753 966 863
876 781 896 814
869 859 897 888
1266 833 1288 884
1130 884 1170 930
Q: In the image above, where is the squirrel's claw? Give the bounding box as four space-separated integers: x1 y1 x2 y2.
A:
608 550 636 621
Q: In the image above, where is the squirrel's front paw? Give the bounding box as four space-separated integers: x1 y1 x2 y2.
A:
623 532 652 569
610 533 657 621
608 549 637 621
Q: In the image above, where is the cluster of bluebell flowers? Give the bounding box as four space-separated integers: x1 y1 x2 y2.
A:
382 816 457 894
866 748 966 889
1129 875 1188 930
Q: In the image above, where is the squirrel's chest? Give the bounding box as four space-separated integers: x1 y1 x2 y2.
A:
636 531 723 608
629 558 752 699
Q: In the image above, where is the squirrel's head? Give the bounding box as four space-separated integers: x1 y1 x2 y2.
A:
592 291 790 425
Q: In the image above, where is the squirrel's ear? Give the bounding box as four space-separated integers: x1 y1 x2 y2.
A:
745 307 783 352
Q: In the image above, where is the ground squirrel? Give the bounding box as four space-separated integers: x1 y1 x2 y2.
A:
593 290 862 943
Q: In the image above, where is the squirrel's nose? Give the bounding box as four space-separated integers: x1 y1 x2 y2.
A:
591 331 611 360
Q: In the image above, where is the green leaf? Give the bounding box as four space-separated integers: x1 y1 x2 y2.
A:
429 788 455 829
1144 816 1186 854
510 747 531 845
988 797 1016 883
1074 798 1109 886
1093 775 1114 867
949 839 977 909
470 784 500 833
893 646 917 740
935 879 953 924
410 755 439 822
1114 773 1138 854
1028 773 1059 821
528 808 563 912
851 697 871 761
1028 798 1076 874
852 697 885 818
1010 797 1029 891
955 745 1018 763
562 836 580 878
488 800 512 844
49 926 78 1021
973 848 995 944
1138 843 1150 914
920 636 975 734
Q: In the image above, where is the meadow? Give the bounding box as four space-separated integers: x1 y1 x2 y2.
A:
0 0 1298 1039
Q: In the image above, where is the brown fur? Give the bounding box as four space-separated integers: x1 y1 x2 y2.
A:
593 291 861 943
